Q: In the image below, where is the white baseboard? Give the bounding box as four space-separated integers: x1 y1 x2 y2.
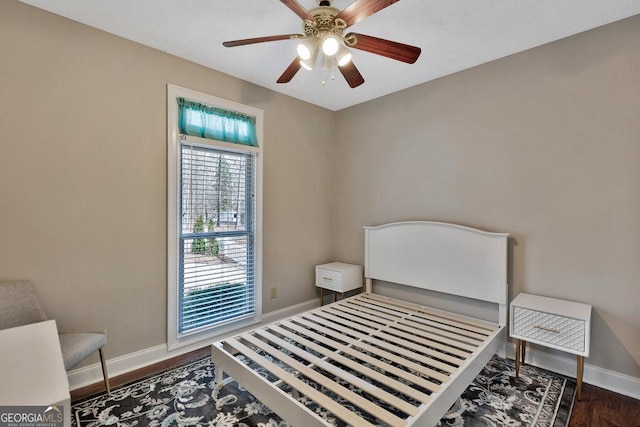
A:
68 298 320 390
504 342 640 400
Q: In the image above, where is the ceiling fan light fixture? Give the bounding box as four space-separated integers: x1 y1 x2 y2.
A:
321 34 340 56
300 46 319 70
300 59 313 70
296 37 318 60
224 0 422 89
336 44 352 67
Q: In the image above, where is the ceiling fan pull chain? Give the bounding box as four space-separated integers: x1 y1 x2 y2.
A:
331 57 335 81
322 61 326 85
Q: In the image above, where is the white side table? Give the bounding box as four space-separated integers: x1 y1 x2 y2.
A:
510 293 591 400
315 262 363 306
0 320 71 427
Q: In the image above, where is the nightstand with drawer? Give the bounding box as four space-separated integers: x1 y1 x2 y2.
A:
315 262 363 306
510 292 591 400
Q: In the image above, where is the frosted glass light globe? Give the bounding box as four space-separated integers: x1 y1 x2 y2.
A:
297 43 311 60
322 36 339 56
338 51 352 66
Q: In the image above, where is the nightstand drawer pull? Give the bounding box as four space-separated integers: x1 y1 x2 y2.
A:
322 277 333 281
534 325 560 334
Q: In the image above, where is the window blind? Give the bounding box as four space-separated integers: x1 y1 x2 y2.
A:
179 143 256 334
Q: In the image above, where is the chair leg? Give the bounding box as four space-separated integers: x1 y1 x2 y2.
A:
99 348 111 394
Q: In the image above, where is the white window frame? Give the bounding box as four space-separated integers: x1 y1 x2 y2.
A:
167 84 263 350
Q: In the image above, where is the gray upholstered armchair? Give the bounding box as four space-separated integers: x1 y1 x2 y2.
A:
0 280 110 394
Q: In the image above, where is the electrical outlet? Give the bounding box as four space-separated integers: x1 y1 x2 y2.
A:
270 287 277 299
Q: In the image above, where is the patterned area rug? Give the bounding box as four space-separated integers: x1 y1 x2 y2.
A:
73 355 575 427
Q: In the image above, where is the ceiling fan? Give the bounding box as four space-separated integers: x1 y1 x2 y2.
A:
222 0 422 88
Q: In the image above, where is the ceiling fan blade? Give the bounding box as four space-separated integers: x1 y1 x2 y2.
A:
347 33 421 64
338 61 365 88
223 34 303 47
280 0 314 21
277 58 302 83
335 0 401 28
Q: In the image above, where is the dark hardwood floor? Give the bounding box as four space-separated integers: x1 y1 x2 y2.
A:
570 383 640 427
72 348 640 426
70 347 210 402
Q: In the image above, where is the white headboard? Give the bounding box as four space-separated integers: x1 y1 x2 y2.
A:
364 221 509 324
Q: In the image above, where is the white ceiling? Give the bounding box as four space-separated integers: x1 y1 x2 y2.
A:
19 0 640 111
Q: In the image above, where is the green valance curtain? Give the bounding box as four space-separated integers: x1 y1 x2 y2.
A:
177 98 258 147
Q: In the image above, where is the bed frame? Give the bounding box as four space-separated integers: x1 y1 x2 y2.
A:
212 221 509 426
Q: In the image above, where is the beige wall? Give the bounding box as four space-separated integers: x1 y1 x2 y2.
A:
0 1 335 361
334 15 640 377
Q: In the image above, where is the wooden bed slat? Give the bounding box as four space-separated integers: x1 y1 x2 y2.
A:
402 315 488 341
264 325 420 415
225 337 378 427
397 317 484 345
212 343 331 427
309 309 460 374
342 298 406 318
374 329 465 366
324 301 477 355
288 317 442 394
379 326 471 358
349 295 492 341
296 313 452 383
304 312 380 339
319 307 387 334
322 304 477 357
387 321 478 352
336 301 402 323
277 321 434 403
349 339 451 383
241 333 409 427
408 311 494 336
336 298 488 353
361 333 459 374
364 293 496 332
317 307 465 367
298 315 450 384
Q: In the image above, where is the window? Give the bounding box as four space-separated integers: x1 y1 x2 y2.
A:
167 85 263 349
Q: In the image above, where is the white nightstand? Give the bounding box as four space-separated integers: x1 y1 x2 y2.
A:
315 262 363 306
510 292 591 400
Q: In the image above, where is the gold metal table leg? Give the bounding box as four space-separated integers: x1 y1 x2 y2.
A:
320 288 324 306
521 340 527 365
99 348 110 394
515 339 521 378
577 355 584 401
